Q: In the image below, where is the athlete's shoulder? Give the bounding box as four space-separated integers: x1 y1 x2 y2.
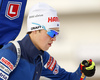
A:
0 43 17 80
0 43 17 61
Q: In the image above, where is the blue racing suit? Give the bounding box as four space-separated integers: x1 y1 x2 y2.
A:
0 35 86 80
0 0 27 46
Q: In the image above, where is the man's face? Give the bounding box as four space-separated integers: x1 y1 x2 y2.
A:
33 28 59 51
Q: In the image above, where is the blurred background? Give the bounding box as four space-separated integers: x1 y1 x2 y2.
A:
16 0 100 80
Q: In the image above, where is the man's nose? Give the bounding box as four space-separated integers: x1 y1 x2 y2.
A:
51 37 56 41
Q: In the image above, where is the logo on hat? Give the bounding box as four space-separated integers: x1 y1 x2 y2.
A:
48 17 59 23
5 1 22 20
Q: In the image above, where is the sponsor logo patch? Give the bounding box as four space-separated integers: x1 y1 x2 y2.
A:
48 58 56 71
5 1 22 20
0 71 9 80
44 56 56 71
0 57 14 71
0 63 11 74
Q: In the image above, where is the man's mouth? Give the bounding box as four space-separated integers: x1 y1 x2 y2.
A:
48 43 52 46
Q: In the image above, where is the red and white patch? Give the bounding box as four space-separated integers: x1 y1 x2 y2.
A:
0 57 14 71
5 1 22 20
48 58 56 71
44 56 56 71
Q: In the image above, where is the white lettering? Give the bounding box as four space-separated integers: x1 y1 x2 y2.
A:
10 5 16 14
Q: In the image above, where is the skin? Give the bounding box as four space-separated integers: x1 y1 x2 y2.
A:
29 27 59 51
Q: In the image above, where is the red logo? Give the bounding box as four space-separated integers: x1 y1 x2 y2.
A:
5 1 22 20
48 17 59 23
44 56 57 71
8 4 19 17
0 57 14 71
48 58 56 71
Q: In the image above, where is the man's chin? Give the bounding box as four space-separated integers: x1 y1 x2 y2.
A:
42 47 50 51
